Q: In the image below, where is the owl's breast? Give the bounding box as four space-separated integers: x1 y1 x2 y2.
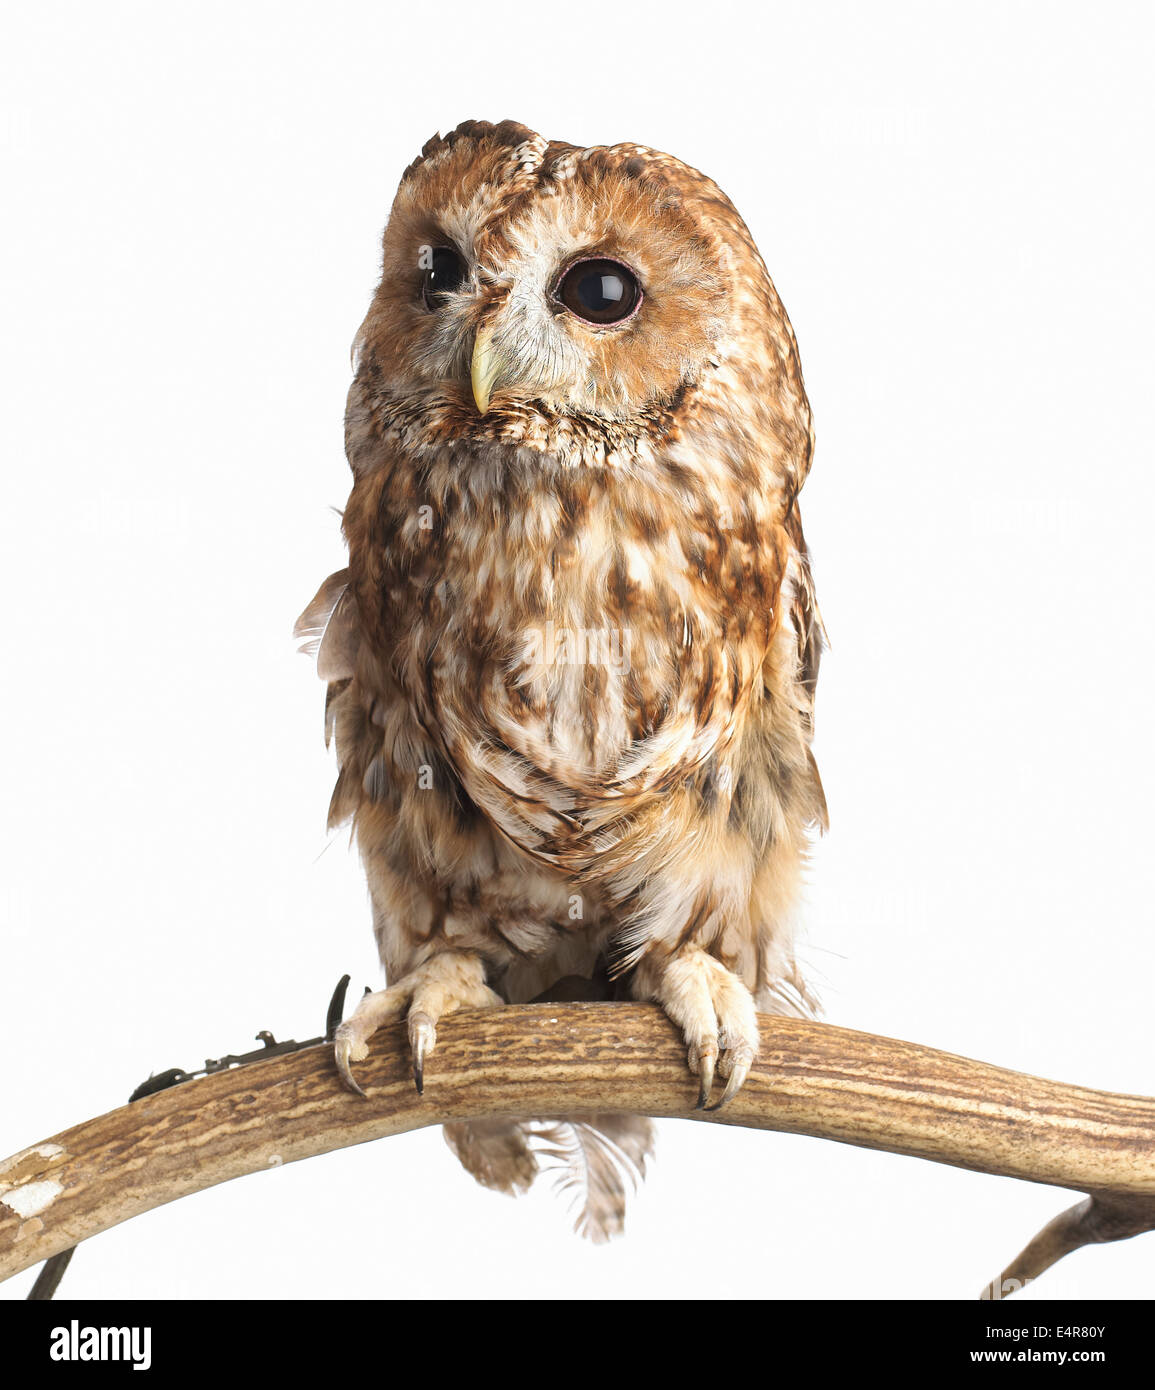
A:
359 464 781 869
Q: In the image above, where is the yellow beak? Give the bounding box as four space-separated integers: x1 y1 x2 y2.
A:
470 324 504 415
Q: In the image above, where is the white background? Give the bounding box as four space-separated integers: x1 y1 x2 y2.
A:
2 1 1153 1301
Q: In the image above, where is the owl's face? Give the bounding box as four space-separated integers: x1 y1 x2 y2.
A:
353 121 779 447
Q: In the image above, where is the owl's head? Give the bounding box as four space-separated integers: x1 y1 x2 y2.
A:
352 120 806 464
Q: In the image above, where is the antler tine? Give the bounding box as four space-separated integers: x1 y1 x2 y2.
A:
982 1193 1155 1300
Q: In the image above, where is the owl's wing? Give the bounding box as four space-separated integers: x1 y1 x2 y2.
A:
783 504 826 730
777 502 829 833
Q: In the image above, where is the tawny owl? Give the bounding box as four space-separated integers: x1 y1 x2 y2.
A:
295 120 826 1238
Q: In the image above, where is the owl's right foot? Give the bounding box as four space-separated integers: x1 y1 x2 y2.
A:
334 950 502 1098
634 943 760 1112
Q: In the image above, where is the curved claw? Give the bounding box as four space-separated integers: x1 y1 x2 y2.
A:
408 1011 436 1096
706 1052 752 1112
695 1046 717 1109
334 1032 368 1100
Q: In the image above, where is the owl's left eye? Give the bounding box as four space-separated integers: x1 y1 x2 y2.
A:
555 258 642 325
421 247 468 308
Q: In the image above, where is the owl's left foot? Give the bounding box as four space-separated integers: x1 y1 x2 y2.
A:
334 950 502 1098
635 944 760 1111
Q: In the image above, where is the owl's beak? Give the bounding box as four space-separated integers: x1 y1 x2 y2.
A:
470 323 508 415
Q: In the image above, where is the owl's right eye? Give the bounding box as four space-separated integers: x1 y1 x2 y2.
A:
421 247 468 309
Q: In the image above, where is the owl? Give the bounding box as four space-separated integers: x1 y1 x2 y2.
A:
295 120 826 1238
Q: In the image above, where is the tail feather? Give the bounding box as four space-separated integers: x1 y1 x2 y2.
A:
443 1114 655 1243
443 1118 539 1196
534 1114 655 1243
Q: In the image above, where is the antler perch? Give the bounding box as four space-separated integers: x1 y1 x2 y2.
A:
2 1004 1153 1295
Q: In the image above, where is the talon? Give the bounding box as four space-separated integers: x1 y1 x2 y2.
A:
334 1035 367 1099
695 1045 717 1109
409 1011 436 1096
706 1053 751 1111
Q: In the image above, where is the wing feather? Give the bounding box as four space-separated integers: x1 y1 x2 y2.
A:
293 568 359 682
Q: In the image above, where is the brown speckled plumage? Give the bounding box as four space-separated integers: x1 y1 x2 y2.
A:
297 120 827 1234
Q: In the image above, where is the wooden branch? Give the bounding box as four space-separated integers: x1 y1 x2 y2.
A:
3 1004 1154 1294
